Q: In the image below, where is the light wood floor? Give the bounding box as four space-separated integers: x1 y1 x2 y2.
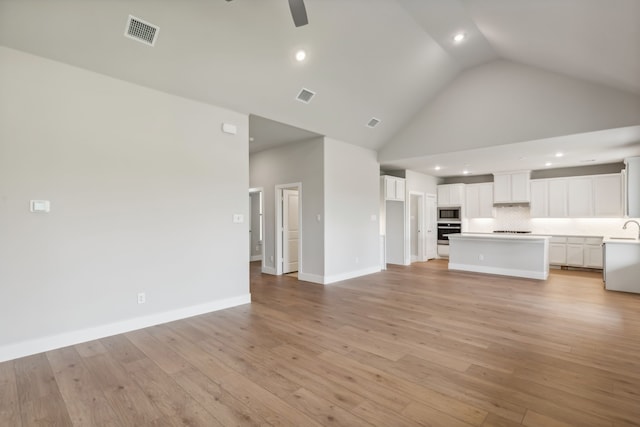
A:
1 260 639 426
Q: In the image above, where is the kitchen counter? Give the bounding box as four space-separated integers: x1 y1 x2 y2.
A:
448 233 550 280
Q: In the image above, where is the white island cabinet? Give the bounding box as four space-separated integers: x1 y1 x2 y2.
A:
603 238 640 294
448 234 551 280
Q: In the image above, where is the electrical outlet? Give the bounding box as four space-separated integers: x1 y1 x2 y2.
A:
137 292 146 304
355 257 359 264
479 254 484 261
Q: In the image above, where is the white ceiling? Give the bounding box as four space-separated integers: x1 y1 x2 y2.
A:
1 0 639 176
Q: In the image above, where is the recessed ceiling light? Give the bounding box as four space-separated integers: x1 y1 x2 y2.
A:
249 137 254 142
545 162 552 167
555 152 564 158
295 50 306 62
463 170 470 175
453 32 466 43
434 166 441 171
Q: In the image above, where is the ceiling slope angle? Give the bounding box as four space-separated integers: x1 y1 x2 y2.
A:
464 0 640 95
0 0 465 152
379 59 640 175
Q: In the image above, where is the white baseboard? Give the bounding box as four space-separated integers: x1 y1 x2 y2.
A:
448 263 548 280
262 266 276 275
0 294 251 363
250 255 262 262
297 272 325 284
323 266 381 285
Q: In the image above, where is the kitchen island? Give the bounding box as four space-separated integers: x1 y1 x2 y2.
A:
448 233 551 280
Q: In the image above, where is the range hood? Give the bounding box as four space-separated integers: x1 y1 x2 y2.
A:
493 202 530 207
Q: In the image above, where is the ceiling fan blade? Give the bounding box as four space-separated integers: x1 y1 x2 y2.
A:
288 0 308 27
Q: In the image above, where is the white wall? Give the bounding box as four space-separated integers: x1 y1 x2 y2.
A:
405 170 439 195
324 138 380 281
0 47 250 361
249 138 325 278
380 59 640 162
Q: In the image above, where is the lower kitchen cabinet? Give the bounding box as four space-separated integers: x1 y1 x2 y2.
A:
550 236 603 269
549 237 567 265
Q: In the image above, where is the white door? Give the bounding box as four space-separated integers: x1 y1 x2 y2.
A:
426 195 437 260
410 194 420 262
282 189 299 273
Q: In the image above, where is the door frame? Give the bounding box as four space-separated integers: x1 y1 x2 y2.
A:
408 191 425 263
275 182 302 276
248 187 264 267
425 193 437 260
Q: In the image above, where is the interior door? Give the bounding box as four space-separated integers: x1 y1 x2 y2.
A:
282 189 299 273
410 194 419 261
426 195 437 260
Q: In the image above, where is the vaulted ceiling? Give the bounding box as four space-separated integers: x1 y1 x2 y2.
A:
1 0 639 175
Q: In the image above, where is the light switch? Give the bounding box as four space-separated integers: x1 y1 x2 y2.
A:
222 123 238 135
316 214 321 222
30 200 50 213
233 214 244 223
371 214 377 221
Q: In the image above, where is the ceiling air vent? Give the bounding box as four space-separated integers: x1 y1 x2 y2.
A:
124 15 159 46
366 117 381 128
296 88 316 104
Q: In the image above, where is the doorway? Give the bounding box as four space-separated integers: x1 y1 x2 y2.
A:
275 183 302 276
248 188 264 265
409 192 424 262
426 194 437 260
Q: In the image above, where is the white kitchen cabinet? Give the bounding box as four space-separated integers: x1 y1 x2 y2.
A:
566 244 584 267
465 183 493 218
437 184 464 206
548 179 568 217
626 157 640 217
493 171 530 203
584 244 603 269
549 237 567 265
532 174 621 218
530 180 548 217
530 179 569 218
382 176 405 201
568 178 593 217
593 174 623 217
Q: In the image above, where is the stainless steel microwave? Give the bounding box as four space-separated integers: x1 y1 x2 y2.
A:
438 207 461 221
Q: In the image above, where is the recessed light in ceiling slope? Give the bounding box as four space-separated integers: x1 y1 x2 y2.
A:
295 50 307 62
124 15 159 46
453 32 466 43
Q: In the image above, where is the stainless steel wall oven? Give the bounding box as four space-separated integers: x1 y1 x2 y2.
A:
437 222 462 245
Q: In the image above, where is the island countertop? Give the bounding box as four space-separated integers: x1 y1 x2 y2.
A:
448 233 552 241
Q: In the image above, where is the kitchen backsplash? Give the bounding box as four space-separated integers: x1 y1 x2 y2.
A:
465 206 640 238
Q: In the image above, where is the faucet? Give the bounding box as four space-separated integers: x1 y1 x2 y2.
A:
622 220 640 239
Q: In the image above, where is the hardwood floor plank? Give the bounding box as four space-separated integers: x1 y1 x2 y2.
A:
0 360 21 427
6 260 640 426
46 346 119 427
170 366 267 427
80 353 161 426
123 358 224 427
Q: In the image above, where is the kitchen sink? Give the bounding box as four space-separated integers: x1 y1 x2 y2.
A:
609 237 638 240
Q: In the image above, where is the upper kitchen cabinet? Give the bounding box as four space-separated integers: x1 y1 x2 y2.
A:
531 173 622 218
465 183 494 218
593 174 623 217
493 171 530 204
437 183 465 206
625 157 640 217
382 176 405 202
568 177 593 217
530 179 568 218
